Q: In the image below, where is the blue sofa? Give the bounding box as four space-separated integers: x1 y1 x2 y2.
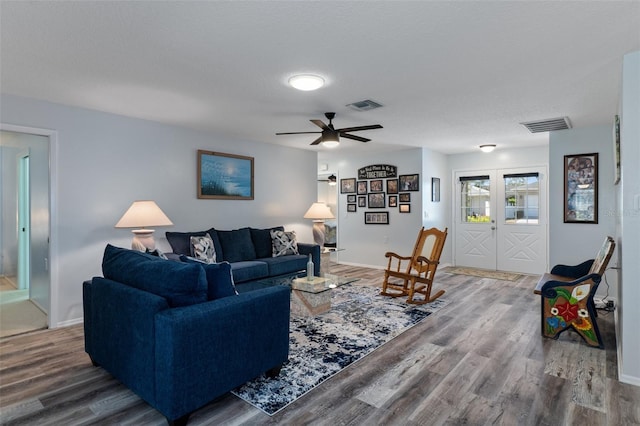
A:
165 226 321 285
83 245 291 425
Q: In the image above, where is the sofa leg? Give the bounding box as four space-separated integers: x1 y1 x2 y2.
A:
266 364 283 378
168 413 190 426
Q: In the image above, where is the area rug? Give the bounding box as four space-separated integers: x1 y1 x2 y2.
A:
441 266 522 281
231 284 448 416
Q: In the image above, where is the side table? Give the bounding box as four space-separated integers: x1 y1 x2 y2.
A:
320 247 344 277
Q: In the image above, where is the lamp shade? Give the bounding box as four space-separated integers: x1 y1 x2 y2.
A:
303 202 335 220
115 200 173 228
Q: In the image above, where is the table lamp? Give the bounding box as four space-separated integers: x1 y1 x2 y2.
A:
303 202 335 247
115 200 173 251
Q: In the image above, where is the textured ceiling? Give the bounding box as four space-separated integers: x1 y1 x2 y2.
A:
1 1 639 155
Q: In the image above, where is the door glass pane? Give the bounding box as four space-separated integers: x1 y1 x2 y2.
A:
460 177 491 222
504 174 539 224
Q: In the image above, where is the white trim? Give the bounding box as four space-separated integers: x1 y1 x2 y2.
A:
0 123 59 328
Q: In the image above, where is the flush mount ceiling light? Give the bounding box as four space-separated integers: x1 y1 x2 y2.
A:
288 74 325 91
479 144 496 153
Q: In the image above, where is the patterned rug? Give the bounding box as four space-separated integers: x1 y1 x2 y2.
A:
231 284 448 415
441 266 522 281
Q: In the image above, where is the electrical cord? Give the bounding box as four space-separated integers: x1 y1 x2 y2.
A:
596 267 616 313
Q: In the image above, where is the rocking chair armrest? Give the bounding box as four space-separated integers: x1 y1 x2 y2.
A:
385 252 412 260
416 256 439 265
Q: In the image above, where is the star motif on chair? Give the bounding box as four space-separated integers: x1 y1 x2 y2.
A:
555 301 579 322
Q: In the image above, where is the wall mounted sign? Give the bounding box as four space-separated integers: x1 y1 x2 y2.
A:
358 164 397 179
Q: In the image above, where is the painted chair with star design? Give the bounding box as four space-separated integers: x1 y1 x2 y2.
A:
535 236 615 348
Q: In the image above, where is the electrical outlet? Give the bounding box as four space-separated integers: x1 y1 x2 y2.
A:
606 300 615 309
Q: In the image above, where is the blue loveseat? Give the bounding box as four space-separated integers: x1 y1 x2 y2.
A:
83 245 291 425
165 226 321 285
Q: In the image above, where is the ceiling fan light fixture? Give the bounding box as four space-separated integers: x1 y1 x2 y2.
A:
288 74 325 91
479 144 496 153
328 174 337 185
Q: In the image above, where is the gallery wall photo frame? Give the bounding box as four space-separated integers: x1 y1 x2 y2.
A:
431 177 440 202
388 195 398 207
357 181 368 195
564 152 598 224
399 174 420 191
198 150 254 200
368 192 386 208
347 194 357 203
340 178 356 194
347 204 357 212
369 179 384 192
364 211 389 225
358 196 367 207
386 179 399 194
399 204 411 213
399 193 411 202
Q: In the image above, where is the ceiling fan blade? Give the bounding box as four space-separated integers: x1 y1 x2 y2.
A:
310 136 323 145
276 131 322 135
336 124 383 133
310 119 330 130
340 133 370 143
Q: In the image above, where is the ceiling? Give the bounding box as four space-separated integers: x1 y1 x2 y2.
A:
1 1 639 155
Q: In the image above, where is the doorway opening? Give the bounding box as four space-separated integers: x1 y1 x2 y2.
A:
0 129 51 337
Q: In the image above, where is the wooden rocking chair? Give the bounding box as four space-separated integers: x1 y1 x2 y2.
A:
380 227 448 304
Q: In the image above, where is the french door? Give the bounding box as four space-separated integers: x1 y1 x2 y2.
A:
454 167 547 274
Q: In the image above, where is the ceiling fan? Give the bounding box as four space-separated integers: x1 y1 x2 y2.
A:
276 112 383 147
317 174 337 185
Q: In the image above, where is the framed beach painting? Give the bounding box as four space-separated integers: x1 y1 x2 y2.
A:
198 150 254 200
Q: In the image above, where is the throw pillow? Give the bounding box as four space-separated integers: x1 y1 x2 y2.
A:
271 229 299 257
190 233 217 264
250 226 284 258
165 231 208 255
102 244 207 307
180 256 237 300
217 228 257 263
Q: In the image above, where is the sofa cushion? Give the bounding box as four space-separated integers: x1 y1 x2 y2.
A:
229 261 269 283
271 230 299 257
102 244 207 307
180 256 237 299
250 226 284 259
217 228 257 263
258 255 308 277
190 233 217 264
166 231 208 256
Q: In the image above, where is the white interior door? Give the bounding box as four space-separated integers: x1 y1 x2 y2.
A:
455 167 547 274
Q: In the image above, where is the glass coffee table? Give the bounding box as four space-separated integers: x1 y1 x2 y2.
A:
253 272 359 317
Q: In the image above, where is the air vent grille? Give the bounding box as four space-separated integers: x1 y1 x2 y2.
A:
520 117 572 133
346 99 383 111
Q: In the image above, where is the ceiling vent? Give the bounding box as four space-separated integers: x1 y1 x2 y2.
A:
346 99 383 111
520 117 572 133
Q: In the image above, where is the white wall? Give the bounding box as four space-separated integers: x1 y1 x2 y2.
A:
0 94 318 327
319 147 450 269
618 50 640 385
549 126 618 300
0 143 18 277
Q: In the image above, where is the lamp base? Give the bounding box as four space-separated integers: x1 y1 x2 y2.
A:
311 221 325 247
131 229 156 252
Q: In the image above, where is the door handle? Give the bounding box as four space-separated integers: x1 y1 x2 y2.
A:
491 226 496 230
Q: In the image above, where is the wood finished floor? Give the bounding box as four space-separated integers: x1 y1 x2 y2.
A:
1 265 639 425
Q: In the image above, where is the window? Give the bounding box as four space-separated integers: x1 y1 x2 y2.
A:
504 173 539 224
460 176 491 223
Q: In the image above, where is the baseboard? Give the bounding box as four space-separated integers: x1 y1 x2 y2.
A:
54 317 84 328
619 373 640 387
336 260 385 270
